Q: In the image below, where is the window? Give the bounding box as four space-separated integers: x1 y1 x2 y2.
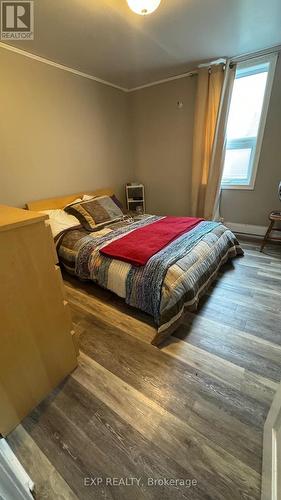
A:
221 54 277 189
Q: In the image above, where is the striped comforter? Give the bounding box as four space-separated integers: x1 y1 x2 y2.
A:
57 216 243 338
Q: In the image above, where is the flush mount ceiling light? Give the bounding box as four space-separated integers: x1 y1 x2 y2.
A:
127 0 161 16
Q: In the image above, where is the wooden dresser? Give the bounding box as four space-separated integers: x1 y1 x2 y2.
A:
0 205 77 436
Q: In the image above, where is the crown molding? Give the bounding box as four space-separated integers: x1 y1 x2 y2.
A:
0 42 128 92
128 44 281 92
1 41 280 94
127 71 196 92
0 41 196 92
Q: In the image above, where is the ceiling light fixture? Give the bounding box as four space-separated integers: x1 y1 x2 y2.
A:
127 0 161 16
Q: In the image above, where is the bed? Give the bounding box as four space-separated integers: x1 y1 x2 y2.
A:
27 189 243 346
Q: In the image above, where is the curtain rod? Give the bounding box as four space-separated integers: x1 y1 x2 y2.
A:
198 58 226 68
129 44 280 91
188 44 281 76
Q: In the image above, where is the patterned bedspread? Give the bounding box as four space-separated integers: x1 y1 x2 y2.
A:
57 216 243 337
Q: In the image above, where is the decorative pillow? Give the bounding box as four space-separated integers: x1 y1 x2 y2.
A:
64 195 124 230
111 194 124 211
82 193 124 210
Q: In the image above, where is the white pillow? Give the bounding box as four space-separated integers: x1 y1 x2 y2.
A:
41 209 80 237
82 194 95 201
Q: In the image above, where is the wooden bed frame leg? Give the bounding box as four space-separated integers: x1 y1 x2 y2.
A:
151 332 168 347
151 328 175 347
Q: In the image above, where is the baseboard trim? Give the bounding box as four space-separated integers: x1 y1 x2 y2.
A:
224 221 280 239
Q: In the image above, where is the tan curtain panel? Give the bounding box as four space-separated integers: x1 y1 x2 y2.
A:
191 64 228 219
205 64 236 219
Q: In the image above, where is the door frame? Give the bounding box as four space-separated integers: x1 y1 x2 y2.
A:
262 382 281 500
0 438 34 499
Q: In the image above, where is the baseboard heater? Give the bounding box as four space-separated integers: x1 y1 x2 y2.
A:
224 221 280 240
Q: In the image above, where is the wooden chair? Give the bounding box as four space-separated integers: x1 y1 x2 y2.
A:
260 211 281 252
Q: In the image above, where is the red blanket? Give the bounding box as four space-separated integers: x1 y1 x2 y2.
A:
100 216 203 266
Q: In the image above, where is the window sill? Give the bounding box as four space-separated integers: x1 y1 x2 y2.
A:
221 184 255 190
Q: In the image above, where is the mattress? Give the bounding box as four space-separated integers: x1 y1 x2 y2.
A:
56 215 243 339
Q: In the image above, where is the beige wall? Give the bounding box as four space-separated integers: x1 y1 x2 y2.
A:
220 56 281 226
130 57 281 226
0 48 132 208
129 77 197 216
1 47 280 225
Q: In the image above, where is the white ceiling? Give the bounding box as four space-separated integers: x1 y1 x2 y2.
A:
5 0 281 89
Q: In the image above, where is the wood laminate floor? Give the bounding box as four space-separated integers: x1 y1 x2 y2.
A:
7 238 281 500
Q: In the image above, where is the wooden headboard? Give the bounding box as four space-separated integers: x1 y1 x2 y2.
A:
26 188 115 211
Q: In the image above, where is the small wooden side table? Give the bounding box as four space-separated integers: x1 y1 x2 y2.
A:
260 211 281 252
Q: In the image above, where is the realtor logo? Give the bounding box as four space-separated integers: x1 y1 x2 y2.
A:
1 1 34 39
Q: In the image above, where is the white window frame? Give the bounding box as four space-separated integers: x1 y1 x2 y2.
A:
221 53 278 190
